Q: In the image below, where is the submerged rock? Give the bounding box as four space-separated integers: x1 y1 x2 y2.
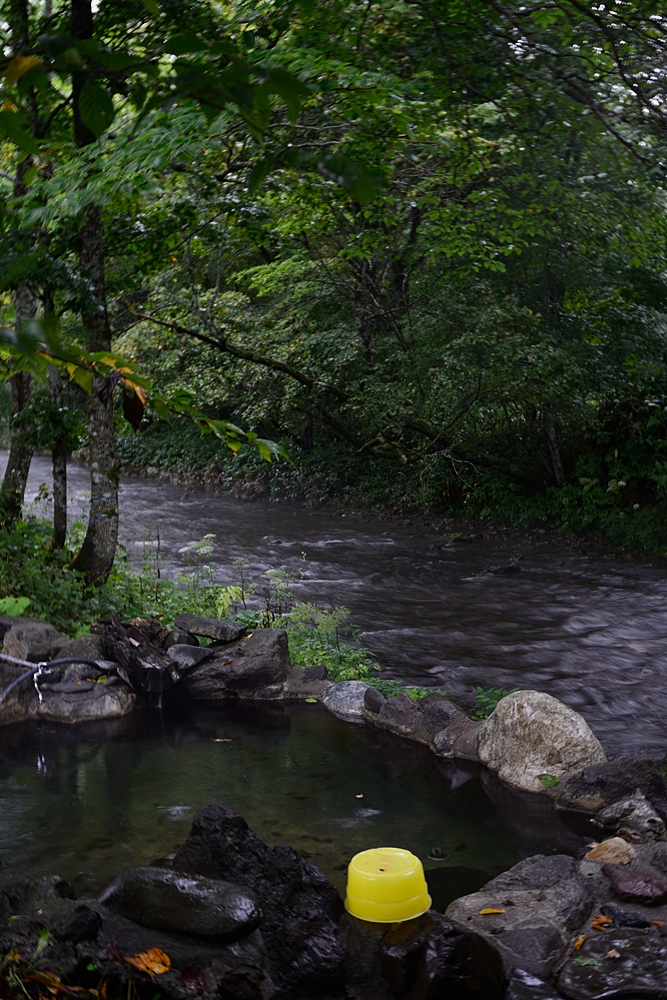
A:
322 680 370 719
183 629 289 700
99 865 262 941
174 613 246 642
477 690 607 794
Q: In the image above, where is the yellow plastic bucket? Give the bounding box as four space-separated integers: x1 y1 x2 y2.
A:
345 848 431 923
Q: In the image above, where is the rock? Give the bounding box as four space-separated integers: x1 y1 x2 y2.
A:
283 666 331 700
599 901 651 927
557 926 667 999
484 563 521 575
321 680 370 720
2 620 67 663
165 644 215 671
364 686 387 715
300 662 330 682
183 630 289 700
60 903 102 943
174 613 246 642
37 682 137 723
163 627 199 649
584 838 636 865
596 791 666 837
379 911 504 1000
55 633 105 664
99 865 262 941
446 855 591 978
555 758 667 821
477 690 607 794
449 723 482 761
505 968 563 1000
172 803 344 998
602 863 667 905
99 619 180 694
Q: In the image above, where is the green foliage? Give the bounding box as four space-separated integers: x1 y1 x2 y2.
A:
0 595 30 615
471 687 518 721
366 678 451 701
538 774 559 788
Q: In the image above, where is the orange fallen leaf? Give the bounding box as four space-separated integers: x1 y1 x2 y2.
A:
651 920 664 927
606 948 621 959
125 948 171 978
573 934 586 951
26 971 65 994
479 908 505 915
592 914 614 931
6 950 20 963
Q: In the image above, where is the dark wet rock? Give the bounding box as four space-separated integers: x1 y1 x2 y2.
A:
37 682 137 723
370 691 426 738
364 685 387 715
595 791 666 837
484 563 521 575
172 803 344 998
505 968 562 999
602 863 667 905
42 680 96 693
184 630 289 700
446 855 591 978
448 723 482 761
166 644 215 671
379 911 504 1000
55 633 105 664
99 865 262 941
175 613 246 642
478 690 606 794
321 680 370 719
60 903 102 943
300 662 330 682
555 758 667 822
98 619 181 694
557 925 667 999
164 627 200 649
2 620 67 662
599 901 651 927
283 666 331 700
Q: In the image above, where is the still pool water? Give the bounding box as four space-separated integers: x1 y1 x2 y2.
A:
0 702 585 901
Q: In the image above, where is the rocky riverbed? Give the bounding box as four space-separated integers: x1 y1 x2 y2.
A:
2 610 667 996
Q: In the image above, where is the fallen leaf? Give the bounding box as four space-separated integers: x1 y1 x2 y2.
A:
5 951 20 963
26 971 64 994
212 738 232 742
305 698 317 703
651 920 664 927
606 949 621 959
125 948 171 978
181 967 207 994
592 914 614 931
572 955 600 967
100 940 124 963
573 934 586 951
222 659 232 665
479 908 505 915
128 638 140 647
100 982 108 1000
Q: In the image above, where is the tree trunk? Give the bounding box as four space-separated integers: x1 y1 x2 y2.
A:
68 0 119 581
543 403 565 486
48 364 68 549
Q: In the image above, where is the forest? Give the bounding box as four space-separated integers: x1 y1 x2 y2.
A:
2 0 667 603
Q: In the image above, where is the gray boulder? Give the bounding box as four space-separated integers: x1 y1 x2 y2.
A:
165 644 214 671
555 757 667 821
163 626 199 649
321 680 370 720
55 633 105 664
2 620 67 663
283 665 331 700
183 629 289 700
477 690 606 794
363 688 480 756
174 613 246 642
99 865 261 941
596 791 666 837
37 682 136 723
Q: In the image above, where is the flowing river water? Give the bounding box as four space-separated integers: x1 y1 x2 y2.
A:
1 452 666 895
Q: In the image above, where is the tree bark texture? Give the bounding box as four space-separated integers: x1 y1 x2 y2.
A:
68 0 119 581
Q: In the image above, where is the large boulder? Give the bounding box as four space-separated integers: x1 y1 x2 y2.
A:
172 803 344 998
36 681 137 723
174 613 246 642
99 866 262 941
477 690 606 794
363 689 478 756
182 629 289 700
2 619 67 663
321 680 370 720
555 758 667 821
55 633 105 664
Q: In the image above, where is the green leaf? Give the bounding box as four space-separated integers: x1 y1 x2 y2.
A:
164 34 209 55
538 774 559 788
35 929 50 955
140 0 159 12
78 82 115 137
71 367 94 394
0 109 38 154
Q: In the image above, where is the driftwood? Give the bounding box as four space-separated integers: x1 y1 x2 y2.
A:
93 618 178 694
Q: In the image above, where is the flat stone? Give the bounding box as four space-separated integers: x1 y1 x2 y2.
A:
557 926 667 999
99 865 261 941
555 758 667 821
321 680 370 720
477 690 607 794
36 683 137 723
174 614 246 642
602 864 667 905
163 627 199 649
446 855 591 978
183 629 289 699
585 839 636 865
596 791 666 837
165 644 214 671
